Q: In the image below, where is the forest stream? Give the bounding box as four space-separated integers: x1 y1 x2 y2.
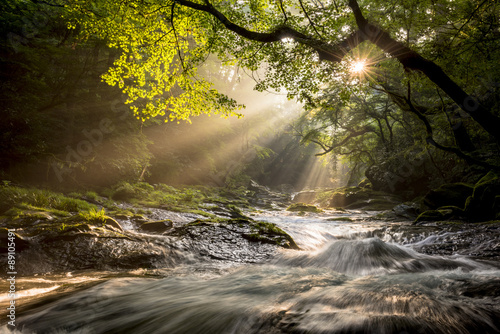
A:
2 208 500 334
4 0 500 333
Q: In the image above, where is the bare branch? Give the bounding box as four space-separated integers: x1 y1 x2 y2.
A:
278 0 288 24
298 0 322 39
315 127 370 156
170 2 186 70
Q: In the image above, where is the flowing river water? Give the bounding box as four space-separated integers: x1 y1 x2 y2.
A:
2 210 500 334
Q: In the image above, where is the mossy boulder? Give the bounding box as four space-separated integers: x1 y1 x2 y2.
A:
357 178 372 189
328 187 400 210
328 187 365 207
414 206 464 224
365 155 432 199
243 221 300 250
286 203 322 213
292 191 317 204
132 214 149 223
423 183 473 209
495 196 500 220
464 171 500 221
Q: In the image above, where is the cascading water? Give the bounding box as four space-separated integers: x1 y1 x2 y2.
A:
3 211 500 334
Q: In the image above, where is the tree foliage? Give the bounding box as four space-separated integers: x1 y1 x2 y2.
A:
2 0 500 192
62 0 500 135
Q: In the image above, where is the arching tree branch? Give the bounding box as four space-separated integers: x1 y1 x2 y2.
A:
314 127 371 156
176 0 365 61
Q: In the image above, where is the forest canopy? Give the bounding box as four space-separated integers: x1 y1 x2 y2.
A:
66 0 500 175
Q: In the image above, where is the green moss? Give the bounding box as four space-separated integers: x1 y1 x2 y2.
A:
59 222 92 233
104 182 241 214
287 203 322 213
4 206 58 220
464 171 500 221
245 221 299 249
187 220 213 227
414 208 455 223
254 221 285 234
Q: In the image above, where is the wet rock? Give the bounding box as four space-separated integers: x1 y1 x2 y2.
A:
414 209 455 223
248 180 291 209
131 214 149 223
409 221 500 260
140 220 173 233
208 206 247 219
170 218 299 262
392 203 421 220
242 221 299 250
114 213 130 220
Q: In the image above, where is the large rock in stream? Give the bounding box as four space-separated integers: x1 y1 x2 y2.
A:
291 186 402 211
170 218 299 263
327 187 401 210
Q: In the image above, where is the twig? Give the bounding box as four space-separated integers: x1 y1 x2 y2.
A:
298 0 322 39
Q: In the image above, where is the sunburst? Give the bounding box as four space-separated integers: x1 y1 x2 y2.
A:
350 60 366 73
